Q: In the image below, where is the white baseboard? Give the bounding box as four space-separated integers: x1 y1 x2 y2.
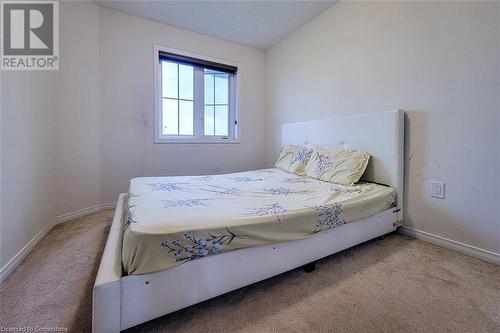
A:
399 226 500 265
55 204 102 224
0 202 118 282
54 202 117 224
100 201 117 210
0 218 57 282
3 209 496 282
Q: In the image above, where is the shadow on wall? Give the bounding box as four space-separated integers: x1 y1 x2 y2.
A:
403 110 464 234
403 110 426 229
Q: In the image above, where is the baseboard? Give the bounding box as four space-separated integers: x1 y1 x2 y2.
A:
0 201 118 282
100 201 117 210
399 226 500 265
55 202 118 224
5 208 495 283
55 204 102 224
0 218 57 282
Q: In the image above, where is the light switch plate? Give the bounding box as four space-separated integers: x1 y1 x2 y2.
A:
431 181 445 199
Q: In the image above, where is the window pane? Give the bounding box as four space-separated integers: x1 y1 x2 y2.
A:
179 65 193 100
179 100 193 135
162 99 178 135
215 105 228 136
162 61 177 98
204 105 214 136
204 73 214 105
214 75 229 104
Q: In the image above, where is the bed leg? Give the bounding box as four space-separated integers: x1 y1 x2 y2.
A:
303 262 316 273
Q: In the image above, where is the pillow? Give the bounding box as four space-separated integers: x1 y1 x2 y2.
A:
304 147 370 185
274 145 313 174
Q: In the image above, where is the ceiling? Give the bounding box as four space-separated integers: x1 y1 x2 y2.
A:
94 1 336 50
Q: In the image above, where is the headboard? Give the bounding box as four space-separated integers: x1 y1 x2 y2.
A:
281 110 404 219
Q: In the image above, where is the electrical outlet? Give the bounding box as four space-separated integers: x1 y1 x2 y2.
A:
431 181 445 199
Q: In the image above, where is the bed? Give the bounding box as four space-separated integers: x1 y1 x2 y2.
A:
123 169 396 275
93 110 405 332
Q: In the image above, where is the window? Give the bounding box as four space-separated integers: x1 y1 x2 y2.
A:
154 46 239 143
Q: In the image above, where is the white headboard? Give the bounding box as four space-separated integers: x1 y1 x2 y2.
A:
281 110 404 216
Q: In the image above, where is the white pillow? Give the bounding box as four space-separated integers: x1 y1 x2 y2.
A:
305 147 370 185
274 145 313 174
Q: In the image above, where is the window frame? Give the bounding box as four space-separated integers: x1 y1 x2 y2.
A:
153 45 241 144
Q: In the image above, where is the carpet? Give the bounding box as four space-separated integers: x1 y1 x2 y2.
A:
1 210 499 332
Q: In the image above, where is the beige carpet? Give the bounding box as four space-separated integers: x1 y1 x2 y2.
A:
1 211 499 333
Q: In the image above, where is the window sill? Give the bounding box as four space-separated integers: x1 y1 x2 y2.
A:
154 139 241 144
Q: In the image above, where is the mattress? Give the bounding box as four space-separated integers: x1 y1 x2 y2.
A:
122 168 396 275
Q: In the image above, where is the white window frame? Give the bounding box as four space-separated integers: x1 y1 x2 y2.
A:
153 45 241 144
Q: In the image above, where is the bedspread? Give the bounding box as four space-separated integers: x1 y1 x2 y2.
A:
122 168 396 275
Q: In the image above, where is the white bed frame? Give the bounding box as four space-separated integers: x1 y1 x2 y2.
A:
93 110 405 332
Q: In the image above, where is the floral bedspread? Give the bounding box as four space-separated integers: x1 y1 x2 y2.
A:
122 168 396 275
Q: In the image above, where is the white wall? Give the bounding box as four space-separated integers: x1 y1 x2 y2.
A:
1 2 267 272
266 1 500 254
2 0 498 274
1 70 57 268
0 0 100 273
99 8 267 204
55 1 101 216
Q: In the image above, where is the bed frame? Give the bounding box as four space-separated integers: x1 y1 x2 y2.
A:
93 110 405 332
